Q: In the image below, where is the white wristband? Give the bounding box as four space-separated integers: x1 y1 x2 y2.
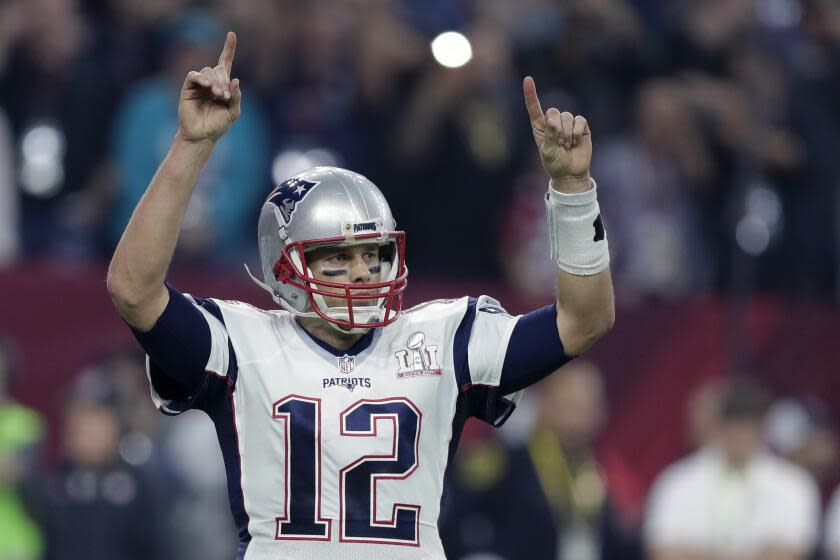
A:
545 178 610 276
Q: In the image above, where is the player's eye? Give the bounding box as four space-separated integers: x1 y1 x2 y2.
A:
326 253 349 263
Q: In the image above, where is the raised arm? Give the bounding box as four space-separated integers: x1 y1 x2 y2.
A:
523 76 614 356
107 32 242 330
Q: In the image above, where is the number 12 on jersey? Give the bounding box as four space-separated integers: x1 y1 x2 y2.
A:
272 396 422 546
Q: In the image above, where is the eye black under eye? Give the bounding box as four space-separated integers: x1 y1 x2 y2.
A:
320 268 348 277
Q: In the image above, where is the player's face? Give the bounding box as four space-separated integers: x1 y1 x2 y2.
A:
718 418 764 466
306 243 382 308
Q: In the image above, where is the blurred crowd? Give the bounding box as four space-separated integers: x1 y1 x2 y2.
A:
0 338 237 560
442 364 840 560
3 0 840 558
3 336 840 560
0 0 839 300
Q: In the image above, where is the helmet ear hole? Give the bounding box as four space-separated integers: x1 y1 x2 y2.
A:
273 259 294 283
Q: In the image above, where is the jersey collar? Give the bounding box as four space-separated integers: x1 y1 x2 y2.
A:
296 323 378 357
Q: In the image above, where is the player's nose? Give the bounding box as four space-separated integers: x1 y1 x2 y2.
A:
349 255 371 283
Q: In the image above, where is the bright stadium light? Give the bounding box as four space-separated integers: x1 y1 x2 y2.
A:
431 31 473 69
736 216 771 256
271 148 340 186
20 124 66 198
736 184 783 256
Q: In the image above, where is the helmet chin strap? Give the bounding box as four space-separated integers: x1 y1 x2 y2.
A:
310 288 383 334
248 260 378 333
244 263 280 303
295 245 393 332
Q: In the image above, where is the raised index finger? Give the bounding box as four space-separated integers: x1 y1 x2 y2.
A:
523 76 544 124
218 31 237 76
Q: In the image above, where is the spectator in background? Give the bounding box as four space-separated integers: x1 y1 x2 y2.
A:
34 373 169 560
645 377 820 560
0 0 116 257
261 2 360 165
108 11 268 261
685 378 726 451
766 398 839 560
502 76 719 302
512 0 648 136
442 361 640 560
500 154 562 302
826 485 840 560
214 0 297 98
95 0 193 91
93 351 166 471
766 397 839 492
660 0 754 76
162 407 237 560
94 350 236 560
390 16 522 279
783 0 840 298
63 351 235 560
0 337 44 560
594 79 715 300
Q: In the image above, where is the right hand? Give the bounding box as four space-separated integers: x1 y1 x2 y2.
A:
523 76 592 193
178 32 242 143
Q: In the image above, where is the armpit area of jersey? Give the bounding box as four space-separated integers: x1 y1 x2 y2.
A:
129 283 211 399
499 303 571 394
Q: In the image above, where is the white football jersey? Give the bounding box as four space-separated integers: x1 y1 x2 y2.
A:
147 295 523 560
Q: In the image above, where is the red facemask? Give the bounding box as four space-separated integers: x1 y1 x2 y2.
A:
272 231 408 330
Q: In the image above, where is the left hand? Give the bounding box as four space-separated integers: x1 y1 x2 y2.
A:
523 76 592 193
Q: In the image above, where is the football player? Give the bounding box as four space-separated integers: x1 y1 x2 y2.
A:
107 32 614 559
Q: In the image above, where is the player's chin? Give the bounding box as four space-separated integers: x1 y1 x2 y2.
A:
321 295 378 309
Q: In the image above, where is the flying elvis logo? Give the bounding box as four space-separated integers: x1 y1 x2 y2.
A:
395 332 442 378
267 177 319 223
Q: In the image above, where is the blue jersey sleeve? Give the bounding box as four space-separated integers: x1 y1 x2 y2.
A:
130 283 214 402
498 303 572 394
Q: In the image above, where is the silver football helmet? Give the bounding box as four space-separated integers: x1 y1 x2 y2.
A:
248 166 408 333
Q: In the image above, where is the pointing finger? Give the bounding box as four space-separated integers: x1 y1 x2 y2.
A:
523 76 544 125
218 31 236 76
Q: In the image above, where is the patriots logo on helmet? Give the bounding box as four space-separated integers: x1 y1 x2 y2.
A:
267 178 319 224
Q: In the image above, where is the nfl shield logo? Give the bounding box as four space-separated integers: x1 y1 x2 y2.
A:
338 355 355 374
